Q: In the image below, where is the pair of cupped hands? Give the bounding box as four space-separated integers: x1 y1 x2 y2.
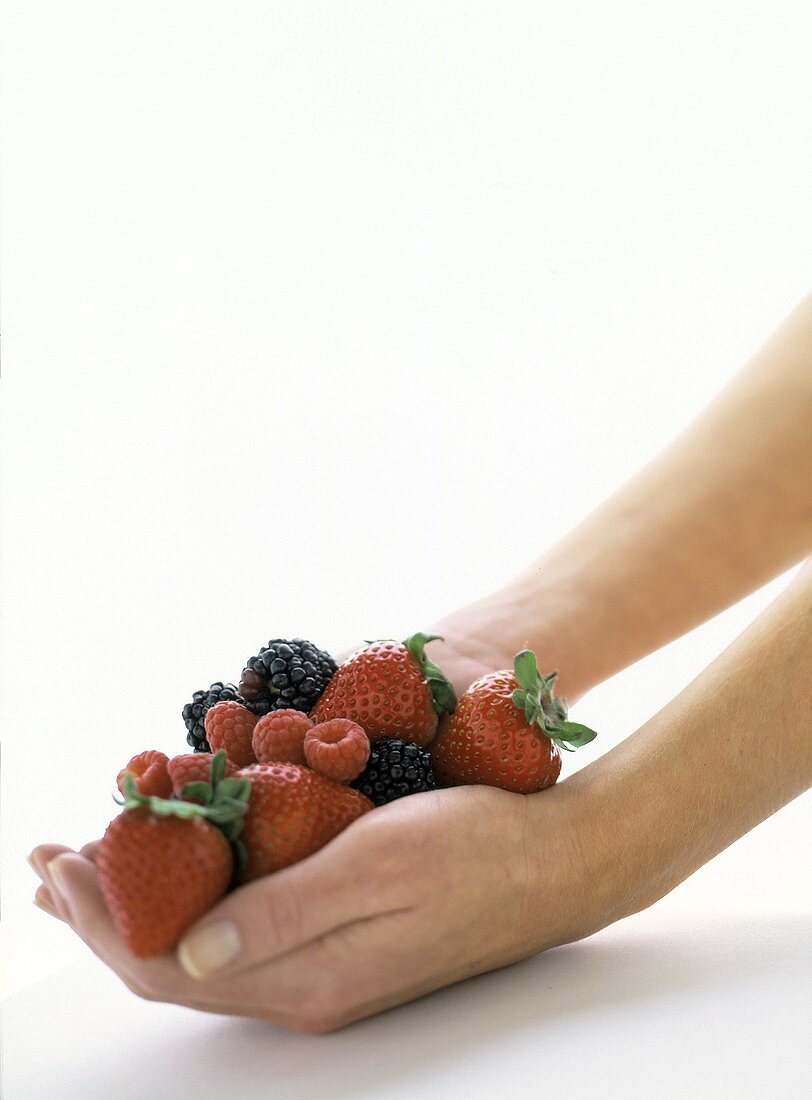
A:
29 634 608 1032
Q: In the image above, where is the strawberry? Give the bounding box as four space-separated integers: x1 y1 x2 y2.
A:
234 762 373 882
431 650 597 794
98 810 232 957
167 752 236 799
98 753 250 957
116 749 172 799
310 632 456 747
204 700 258 767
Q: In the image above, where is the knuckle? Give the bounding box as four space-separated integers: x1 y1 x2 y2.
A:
121 971 159 1002
295 985 339 1027
261 881 305 951
295 1013 346 1034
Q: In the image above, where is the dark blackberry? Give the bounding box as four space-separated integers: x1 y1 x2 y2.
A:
239 638 337 715
182 682 245 753
351 738 435 806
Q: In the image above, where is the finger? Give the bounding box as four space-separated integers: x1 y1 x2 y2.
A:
177 826 406 981
44 852 191 988
28 844 75 880
228 907 438 1032
79 840 102 861
44 853 110 935
44 853 325 1026
34 883 65 920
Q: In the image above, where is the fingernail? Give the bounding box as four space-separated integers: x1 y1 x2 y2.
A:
46 857 68 896
178 921 242 979
34 895 57 917
28 851 50 877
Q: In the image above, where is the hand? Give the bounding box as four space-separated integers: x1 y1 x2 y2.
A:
28 780 609 1032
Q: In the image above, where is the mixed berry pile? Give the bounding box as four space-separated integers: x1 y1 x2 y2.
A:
96 632 597 958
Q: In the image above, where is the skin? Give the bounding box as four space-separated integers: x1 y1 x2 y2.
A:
30 295 812 1032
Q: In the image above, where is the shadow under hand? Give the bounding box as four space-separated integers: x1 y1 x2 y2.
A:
9 911 810 1100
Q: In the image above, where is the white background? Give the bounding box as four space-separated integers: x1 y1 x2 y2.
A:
1 2 810 1097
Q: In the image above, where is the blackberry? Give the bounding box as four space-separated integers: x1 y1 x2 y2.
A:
182 681 245 753
351 738 435 806
239 638 337 715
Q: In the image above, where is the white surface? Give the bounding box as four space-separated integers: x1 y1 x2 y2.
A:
4 909 811 1100
1 2 811 1097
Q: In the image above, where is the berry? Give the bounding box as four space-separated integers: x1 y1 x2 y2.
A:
252 709 312 765
204 701 258 768
235 762 373 882
116 750 172 799
304 719 369 784
239 638 337 715
311 632 456 747
167 753 236 799
431 650 597 794
351 738 435 805
98 810 233 957
183 682 246 753
100 752 250 956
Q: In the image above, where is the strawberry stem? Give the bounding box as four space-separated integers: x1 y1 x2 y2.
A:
511 650 597 752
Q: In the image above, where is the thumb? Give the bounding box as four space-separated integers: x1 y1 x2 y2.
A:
177 830 392 981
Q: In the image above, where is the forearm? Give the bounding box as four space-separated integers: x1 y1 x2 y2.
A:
438 296 812 698
567 558 812 925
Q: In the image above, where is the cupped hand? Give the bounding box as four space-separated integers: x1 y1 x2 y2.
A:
28 780 609 1032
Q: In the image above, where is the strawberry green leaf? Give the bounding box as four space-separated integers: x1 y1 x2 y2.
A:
555 721 598 747
509 649 598 752
211 750 228 786
513 649 541 690
180 781 213 804
403 631 458 716
217 777 250 800
233 838 248 876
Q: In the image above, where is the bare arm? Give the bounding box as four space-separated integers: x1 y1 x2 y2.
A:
435 295 812 699
561 558 812 930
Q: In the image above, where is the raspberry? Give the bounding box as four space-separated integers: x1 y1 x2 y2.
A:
304 719 370 784
204 701 258 768
182 681 246 753
252 709 313 765
116 750 172 799
167 753 236 799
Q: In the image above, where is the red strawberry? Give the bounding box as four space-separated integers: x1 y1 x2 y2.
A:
99 752 250 956
204 701 258 767
431 650 597 793
167 753 236 799
97 809 233 957
304 719 370 783
252 709 312 765
310 632 456 747
235 762 373 882
116 750 172 799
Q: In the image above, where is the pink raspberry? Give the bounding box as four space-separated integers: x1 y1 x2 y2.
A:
304 719 370 784
204 701 258 768
116 750 172 799
252 709 312 766
167 752 236 799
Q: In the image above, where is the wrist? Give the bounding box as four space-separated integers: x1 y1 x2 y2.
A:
434 576 599 702
524 758 656 950
518 777 621 951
